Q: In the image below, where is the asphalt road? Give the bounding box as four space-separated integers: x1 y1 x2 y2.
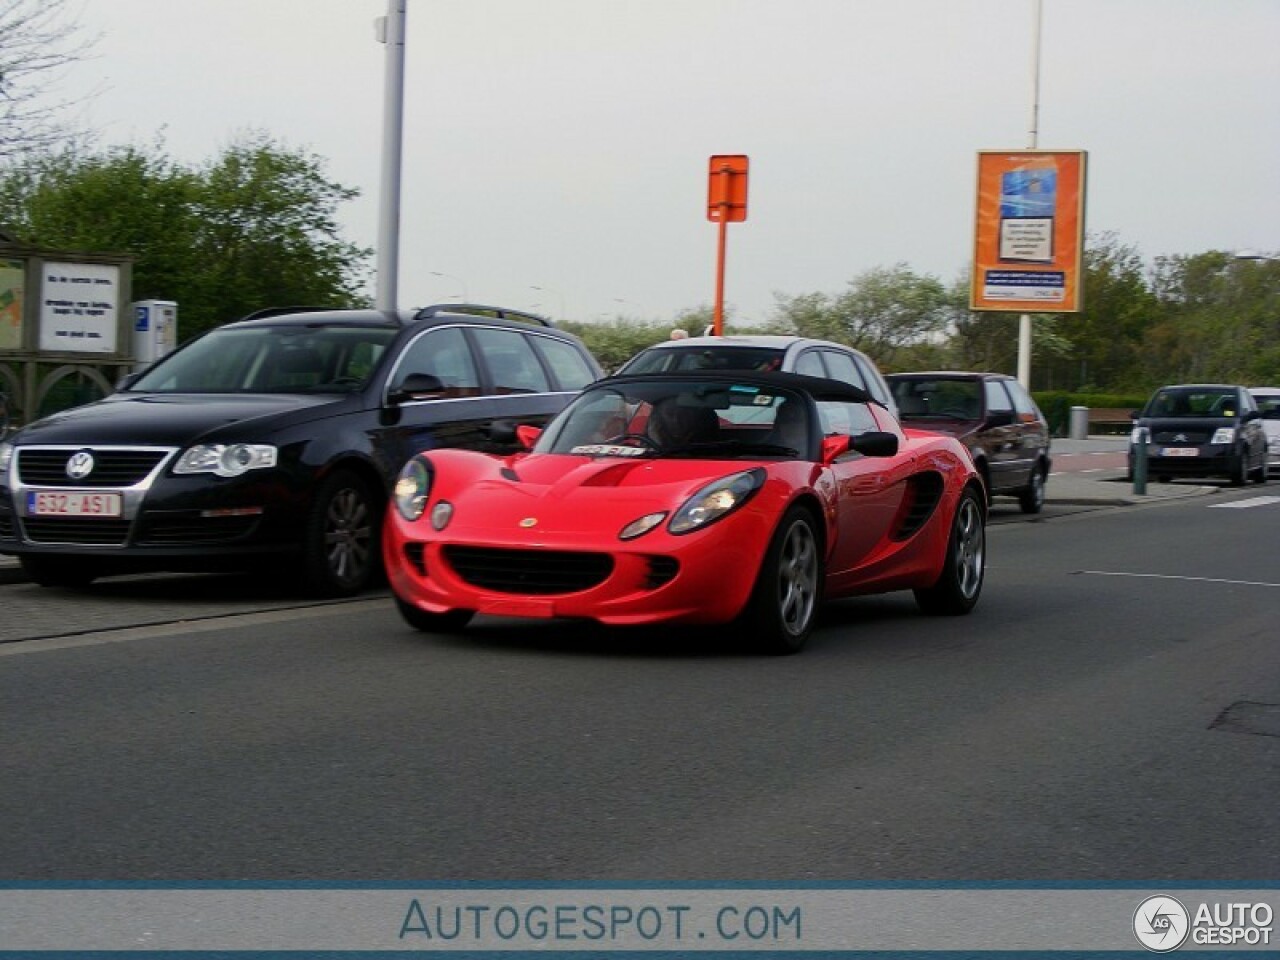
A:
1 488 1277 881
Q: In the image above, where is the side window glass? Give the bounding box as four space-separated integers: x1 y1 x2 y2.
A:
854 357 893 407
533 336 596 390
1005 380 1039 418
820 350 866 390
816 400 878 436
472 328 552 394
394 327 481 397
985 380 1014 414
794 351 826 378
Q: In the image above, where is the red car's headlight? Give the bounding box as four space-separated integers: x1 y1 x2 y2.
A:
668 469 764 535
393 456 433 521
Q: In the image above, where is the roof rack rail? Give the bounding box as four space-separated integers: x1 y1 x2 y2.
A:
413 302 553 327
237 306 334 322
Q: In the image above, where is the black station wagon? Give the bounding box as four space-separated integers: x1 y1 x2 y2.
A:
0 305 603 595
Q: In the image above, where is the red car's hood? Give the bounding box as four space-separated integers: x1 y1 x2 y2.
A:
427 451 777 537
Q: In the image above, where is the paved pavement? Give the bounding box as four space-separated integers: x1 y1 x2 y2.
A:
0 437 1220 590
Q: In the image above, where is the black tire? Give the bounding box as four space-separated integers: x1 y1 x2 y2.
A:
394 595 474 633
1228 452 1247 487
1250 451 1267 484
1018 463 1047 514
300 469 380 597
19 554 99 588
739 505 822 655
914 487 985 616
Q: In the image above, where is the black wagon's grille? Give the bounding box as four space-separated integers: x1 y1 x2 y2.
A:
21 517 132 545
17 449 170 487
135 513 261 545
1151 429 1211 445
443 546 614 594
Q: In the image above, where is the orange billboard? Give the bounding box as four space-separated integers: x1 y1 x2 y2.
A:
971 149 1087 312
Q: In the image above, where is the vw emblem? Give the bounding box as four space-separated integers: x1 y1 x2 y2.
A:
66 450 95 480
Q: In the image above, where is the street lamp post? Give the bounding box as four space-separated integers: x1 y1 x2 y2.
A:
374 0 406 312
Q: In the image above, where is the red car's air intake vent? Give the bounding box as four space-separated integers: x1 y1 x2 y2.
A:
892 472 945 541
443 546 614 594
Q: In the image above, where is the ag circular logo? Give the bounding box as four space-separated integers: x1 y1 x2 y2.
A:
1134 895 1190 952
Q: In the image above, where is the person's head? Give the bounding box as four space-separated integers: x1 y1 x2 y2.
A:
769 399 808 449
648 397 718 446
669 328 689 340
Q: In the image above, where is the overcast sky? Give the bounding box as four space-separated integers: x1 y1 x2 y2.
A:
52 0 1280 326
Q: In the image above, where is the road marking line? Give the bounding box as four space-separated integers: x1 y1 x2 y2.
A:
1208 496 1280 509
1078 570 1280 588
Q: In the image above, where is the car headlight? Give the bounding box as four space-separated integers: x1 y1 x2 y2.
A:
0 441 12 474
668 469 764 535
1210 427 1236 445
393 457 433 521
173 443 278 477
1129 426 1148 444
619 512 667 541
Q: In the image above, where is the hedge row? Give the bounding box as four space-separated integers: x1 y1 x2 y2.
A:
1033 391 1149 436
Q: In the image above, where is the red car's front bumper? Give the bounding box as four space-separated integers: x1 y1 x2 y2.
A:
384 506 778 627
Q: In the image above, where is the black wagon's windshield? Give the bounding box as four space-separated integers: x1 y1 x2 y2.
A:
536 380 812 460
129 325 398 393
1144 387 1240 418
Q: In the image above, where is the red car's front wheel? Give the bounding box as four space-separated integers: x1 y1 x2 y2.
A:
741 505 822 655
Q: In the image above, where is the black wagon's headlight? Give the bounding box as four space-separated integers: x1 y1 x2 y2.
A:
669 469 764 535
393 457 433 521
173 443 278 478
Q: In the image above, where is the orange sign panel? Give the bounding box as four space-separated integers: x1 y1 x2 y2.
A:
707 154 749 222
971 149 1087 312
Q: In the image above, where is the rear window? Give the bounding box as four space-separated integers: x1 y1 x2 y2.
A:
620 346 785 375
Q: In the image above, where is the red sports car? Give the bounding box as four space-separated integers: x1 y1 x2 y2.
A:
384 371 986 653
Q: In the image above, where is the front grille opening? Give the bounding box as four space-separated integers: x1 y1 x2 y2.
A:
21 517 132 546
17 449 169 487
135 512 261 545
643 555 679 590
443 546 613 595
403 542 427 576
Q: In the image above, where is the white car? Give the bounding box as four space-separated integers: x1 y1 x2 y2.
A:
1248 387 1280 475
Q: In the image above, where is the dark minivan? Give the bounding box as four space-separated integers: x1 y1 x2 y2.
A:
0 304 603 595
1128 383 1268 485
886 371 1052 513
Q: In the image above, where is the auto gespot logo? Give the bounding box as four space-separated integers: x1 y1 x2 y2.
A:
1134 895 1274 951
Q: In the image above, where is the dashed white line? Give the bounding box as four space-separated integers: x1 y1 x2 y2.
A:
1208 496 1280 509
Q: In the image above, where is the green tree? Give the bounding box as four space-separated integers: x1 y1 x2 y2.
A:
0 132 370 337
770 264 957 367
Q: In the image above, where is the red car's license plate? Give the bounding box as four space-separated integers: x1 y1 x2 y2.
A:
26 490 124 517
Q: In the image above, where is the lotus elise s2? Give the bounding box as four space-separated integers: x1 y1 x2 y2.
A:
384 371 986 653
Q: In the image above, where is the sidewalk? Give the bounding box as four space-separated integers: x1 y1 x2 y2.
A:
1046 435 1220 506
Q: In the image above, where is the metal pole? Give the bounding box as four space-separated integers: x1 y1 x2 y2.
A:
1132 425 1148 495
712 165 732 336
375 0 407 312
1016 0 1043 389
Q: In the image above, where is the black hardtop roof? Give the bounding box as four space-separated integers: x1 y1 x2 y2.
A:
597 370 876 405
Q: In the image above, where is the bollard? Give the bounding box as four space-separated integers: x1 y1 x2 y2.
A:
1069 405 1089 440
1132 425 1149 495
